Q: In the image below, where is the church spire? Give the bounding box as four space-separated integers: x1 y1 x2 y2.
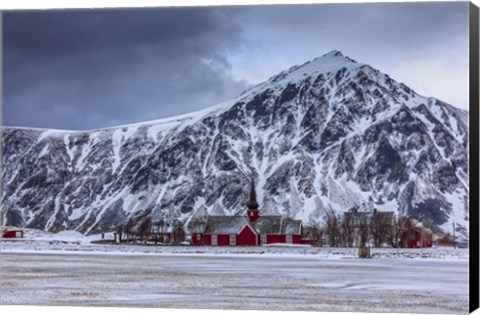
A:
247 178 259 210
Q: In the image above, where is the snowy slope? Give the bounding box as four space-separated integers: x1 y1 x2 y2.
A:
2 51 469 237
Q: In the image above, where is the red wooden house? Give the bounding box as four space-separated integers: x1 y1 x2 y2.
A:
193 180 308 246
407 225 433 248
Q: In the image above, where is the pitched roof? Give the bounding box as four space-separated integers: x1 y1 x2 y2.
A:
189 223 206 234
204 215 302 236
204 216 249 234
281 218 302 235
251 216 283 234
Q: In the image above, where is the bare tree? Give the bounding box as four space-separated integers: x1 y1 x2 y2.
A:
340 214 355 247
387 214 416 248
369 211 392 248
398 215 415 248
388 214 402 248
123 218 135 242
357 215 370 248
156 220 168 245
325 213 341 247
138 217 152 243
115 224 124 243
173 224 186 245
150 220 161 245
302 224 324 247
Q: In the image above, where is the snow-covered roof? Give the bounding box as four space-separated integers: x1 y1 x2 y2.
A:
189 224 206 234
204 215 302 236
204 216 249 234
281 218 302 235
251 216 283 234
415 225 433 234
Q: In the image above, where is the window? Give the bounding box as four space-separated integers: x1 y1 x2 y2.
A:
286 235 293 244
261 234 267 245
230 235 236 246
211 235 217 246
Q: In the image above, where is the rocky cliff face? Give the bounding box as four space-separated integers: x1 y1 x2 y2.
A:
2 51 469 237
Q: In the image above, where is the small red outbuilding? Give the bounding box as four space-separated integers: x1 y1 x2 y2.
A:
2 229 24 238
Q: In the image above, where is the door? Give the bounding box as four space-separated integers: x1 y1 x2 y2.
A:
286 235 292 244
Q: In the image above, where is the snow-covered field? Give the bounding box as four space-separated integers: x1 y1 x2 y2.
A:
0 250 468 313
0 230 469 313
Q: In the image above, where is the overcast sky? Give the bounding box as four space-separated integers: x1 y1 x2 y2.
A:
2 2 470 130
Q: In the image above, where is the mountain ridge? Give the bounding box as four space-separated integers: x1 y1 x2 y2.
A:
2 51 469 238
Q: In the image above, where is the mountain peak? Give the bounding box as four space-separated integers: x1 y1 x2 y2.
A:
239 50 363 101
257 50 361 90
312 50 358 65
320 50 344 58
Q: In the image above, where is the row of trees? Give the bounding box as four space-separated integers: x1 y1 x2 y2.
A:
303 212 424 248
112 211 427 248
114 217 185 245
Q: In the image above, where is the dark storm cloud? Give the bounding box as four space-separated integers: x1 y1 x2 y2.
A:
2 2 469 130
3 8 249 130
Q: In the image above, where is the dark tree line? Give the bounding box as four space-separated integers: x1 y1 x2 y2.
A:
114 216 185 245
304 212 420 248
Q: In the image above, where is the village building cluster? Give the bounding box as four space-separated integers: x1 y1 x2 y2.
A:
109 180 434 249
2 180 437 249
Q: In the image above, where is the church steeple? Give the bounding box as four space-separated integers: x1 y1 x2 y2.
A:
246 179 260 222
247 179 259 210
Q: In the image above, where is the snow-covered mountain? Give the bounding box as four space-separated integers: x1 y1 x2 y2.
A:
1 51 469 237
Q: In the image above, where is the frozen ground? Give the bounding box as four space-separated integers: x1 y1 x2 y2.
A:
0 249 469 313
0 227 469 259
0 229 470 312
0 238 470 260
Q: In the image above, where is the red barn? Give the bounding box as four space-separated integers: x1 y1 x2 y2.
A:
197 180 308 246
